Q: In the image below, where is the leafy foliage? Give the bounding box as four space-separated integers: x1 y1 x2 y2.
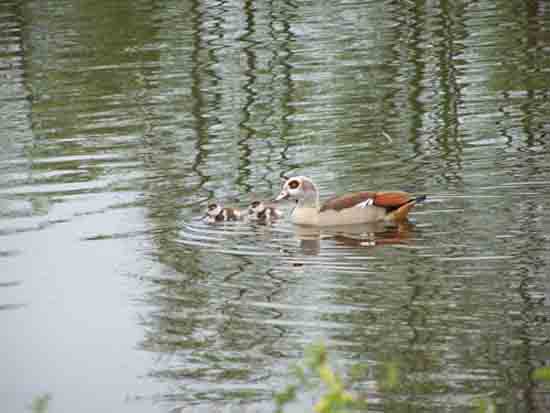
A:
274 342 366 413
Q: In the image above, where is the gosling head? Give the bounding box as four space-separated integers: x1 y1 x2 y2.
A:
248 200 266 218
203 203 224 223
206 203 222 217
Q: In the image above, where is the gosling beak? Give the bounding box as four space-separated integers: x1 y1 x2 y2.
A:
274 190 289 202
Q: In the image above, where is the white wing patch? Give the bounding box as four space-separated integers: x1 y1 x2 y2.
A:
356 198 374 208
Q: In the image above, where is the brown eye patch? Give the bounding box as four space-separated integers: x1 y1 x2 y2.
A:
208 204 218 211
288 180 300 189
251 201 260 207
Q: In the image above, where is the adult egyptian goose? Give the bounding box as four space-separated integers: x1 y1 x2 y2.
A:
248 201 283 222
203 203 242 223
274 176 426 226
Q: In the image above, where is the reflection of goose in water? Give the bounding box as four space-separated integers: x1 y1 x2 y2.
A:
275 176 426 226
293 221 416 255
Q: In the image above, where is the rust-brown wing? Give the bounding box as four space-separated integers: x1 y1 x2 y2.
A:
320 191 378 212
372 191 413 209
320 191 413 212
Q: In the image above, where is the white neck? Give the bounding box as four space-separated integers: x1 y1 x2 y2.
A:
297 191 320 211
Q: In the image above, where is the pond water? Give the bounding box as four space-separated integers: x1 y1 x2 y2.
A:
2 0 550 412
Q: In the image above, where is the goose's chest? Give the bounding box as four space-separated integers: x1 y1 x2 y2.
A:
291 207 319 226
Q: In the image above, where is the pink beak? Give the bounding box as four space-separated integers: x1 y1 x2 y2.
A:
274 190 289 202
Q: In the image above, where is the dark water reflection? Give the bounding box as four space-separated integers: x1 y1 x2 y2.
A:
2 0 550 412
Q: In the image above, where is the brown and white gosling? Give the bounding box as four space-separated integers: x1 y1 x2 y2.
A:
204 203 242 223
247 201 283 223
274 176 426 226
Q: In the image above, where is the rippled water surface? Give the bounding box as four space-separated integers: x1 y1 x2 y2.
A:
2 0 550 412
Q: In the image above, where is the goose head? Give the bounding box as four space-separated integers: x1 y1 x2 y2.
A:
275 176 319 208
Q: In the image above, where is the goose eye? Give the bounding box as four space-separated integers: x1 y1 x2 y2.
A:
288 180 300 189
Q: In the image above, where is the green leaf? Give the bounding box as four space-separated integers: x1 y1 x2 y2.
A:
475 397 496 413
532 366 550 381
